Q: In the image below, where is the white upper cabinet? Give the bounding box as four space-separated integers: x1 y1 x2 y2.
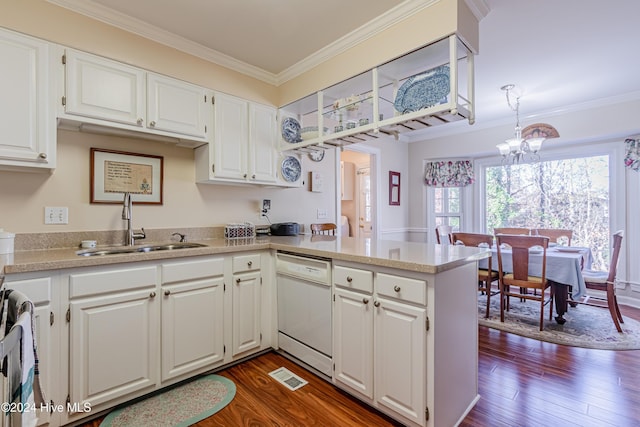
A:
211 92 248 180
248 102 278 183
59 49 212 147
195 92 295 186
0 28 55 171
147 73 209 139
64 49 145 126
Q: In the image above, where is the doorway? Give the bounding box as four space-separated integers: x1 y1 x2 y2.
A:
338 146 379 238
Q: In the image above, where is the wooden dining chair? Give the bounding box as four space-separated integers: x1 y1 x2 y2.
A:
534 228 573 246
452 232 499 318
435 225 453 244
496 234 553 331
311 223 337 235
493 227 530 235
580 230 624 332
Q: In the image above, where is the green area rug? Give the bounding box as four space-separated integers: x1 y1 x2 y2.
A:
100 374 236 427
478 295 640 350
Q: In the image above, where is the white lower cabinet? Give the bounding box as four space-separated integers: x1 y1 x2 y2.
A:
2 274 58 426
231 253 262 357
67 265 159 412
160 257 225 381
333 264 427 427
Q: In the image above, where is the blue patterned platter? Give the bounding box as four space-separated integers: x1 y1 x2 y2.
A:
281 156 301 182
393 65 450 113
281 117 302 143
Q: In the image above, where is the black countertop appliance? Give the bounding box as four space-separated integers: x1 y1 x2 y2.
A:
270 222 300 236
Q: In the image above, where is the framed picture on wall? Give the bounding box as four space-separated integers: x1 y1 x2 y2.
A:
389 171 400 206
90 148 164 204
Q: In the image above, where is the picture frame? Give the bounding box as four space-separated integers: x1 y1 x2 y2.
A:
389 171 400 206
90 148 164 204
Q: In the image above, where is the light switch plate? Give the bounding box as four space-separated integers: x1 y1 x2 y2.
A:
45 207 68 224
317 208 328 219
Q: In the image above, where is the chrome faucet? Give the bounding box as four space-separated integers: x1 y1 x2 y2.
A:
122 192 145 246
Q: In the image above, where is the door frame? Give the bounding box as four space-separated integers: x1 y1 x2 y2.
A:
335 144 381 239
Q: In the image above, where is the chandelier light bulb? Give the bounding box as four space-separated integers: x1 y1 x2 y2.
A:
497 84 548 165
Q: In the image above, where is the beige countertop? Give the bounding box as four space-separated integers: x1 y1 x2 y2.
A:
0 235 489 276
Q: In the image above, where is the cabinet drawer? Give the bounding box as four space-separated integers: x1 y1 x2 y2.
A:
162 257 224 284
232 253 261 273
376 273 426 305
334 265 373 293
69 266 157 298
4 277 51 305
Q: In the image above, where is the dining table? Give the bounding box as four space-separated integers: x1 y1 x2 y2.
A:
478 244 593 324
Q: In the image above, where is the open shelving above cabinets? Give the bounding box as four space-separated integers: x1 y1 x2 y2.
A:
278 34 475 154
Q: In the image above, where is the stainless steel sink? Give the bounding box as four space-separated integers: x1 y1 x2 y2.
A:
77 242 207 256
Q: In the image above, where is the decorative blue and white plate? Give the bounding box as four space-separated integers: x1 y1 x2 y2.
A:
393 65 450 113
281 156 301 182
281 117 302 143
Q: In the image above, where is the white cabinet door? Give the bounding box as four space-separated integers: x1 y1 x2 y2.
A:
0 29 54 169
375 297 426 426
69 288 158 409
4 276 54 426
147 73 209 139
64 49 145 126
248 103 277 183
161 277 224 381
213 93 248 180
232 271 261 356
333 287 374 400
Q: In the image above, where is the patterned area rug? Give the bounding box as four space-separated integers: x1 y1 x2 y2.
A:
100 374 236 427
478 296 640 350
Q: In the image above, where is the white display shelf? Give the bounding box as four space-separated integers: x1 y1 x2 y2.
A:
278 34 475 153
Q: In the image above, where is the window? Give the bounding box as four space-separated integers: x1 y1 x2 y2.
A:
434 187 461 231
485 155 610 269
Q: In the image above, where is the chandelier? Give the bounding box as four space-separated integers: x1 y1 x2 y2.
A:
496 84 545 164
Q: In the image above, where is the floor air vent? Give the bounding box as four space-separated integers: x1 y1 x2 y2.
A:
268 367 308 391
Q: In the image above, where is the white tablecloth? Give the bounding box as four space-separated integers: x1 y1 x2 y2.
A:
478 246 592 299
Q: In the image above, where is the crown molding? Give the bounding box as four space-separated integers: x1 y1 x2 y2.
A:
47 0 438 87
46 0 278 85
464 0 490 21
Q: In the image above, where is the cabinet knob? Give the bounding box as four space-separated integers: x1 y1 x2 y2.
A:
136 118 143 125
243 173 247 178
164 290 171 296
252 174 256 179
236 278 241 284
374 301 380 307
346 276 353 283
38 152 47 159
149 120 156 127
362 298 369 305
394 285 401 292
247 261 253 268
149 292 156 298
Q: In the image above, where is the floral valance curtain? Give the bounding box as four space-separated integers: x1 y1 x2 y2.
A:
624 138 640 171
424 160 474 187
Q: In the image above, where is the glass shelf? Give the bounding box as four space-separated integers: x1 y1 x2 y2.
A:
278 34 474 152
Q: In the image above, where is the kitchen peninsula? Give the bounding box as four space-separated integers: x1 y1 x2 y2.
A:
1 234 488 427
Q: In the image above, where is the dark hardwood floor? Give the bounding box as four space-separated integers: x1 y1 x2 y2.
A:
80 305 640 427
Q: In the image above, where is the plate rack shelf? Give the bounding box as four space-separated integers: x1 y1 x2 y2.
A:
278 34 475 154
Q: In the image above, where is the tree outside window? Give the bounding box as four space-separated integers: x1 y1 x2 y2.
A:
435 187 461 231
485 155 610 269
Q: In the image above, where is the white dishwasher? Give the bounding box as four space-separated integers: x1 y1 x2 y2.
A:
276 251 332 377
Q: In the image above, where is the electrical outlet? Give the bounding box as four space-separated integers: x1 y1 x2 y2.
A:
317 208 328 219
45 207 68 224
